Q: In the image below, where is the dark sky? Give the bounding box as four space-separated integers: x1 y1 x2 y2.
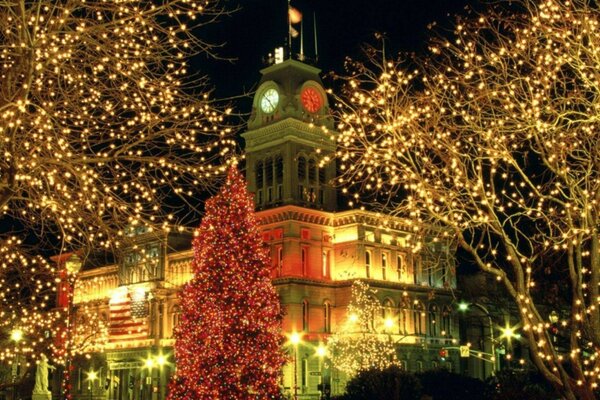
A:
198 0 479 108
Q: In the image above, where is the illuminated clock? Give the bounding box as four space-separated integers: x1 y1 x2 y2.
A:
301 87 323 113
260 88 279 113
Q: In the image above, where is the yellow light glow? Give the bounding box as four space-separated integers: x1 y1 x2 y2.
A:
316 344 327 358
10 329 23 342
87 370 97 381
289 332 302 346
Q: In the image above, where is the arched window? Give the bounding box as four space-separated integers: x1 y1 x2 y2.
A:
256 161 264 189
428 304 438 337
398 301 409 335
308 159 317 184
413 302 425 336
275 156 283 200
275 156 283 184
318 167 326 185
298 156 306 180
397 255 404 281
265 157 273 186
383 299 394 332
276 245 283 277
365 250 372 278
441 306 452 337
323 301 331 333
322 250 330 278
382 253 388 280
301 246 308 276
302 299 309 332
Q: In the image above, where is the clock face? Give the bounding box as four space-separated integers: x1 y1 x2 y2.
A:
301 87 323 113
260 88 279 113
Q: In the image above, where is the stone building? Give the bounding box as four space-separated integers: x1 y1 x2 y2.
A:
66 58 459 400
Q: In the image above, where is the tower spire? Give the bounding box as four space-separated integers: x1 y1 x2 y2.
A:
313 12 319 61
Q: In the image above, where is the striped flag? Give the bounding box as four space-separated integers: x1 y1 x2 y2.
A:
108 287 149 343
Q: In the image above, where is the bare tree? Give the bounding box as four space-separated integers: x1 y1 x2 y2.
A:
334 1 600 399
0 0 234 369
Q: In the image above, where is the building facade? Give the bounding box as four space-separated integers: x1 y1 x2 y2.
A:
66 59 459 400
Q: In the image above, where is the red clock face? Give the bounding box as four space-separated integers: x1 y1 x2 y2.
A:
301 87 323 113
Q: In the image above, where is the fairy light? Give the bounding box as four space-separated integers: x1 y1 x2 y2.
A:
332 0 600 397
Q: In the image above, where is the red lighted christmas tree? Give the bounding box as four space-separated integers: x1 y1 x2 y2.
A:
167 167 286 400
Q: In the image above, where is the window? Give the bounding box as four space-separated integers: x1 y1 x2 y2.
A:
416 361 424 372
322 251 330 278
318 166 326 185
383 299 394 332
398 302 409 335
323 301 331 333
397 255 404 281
298 156 306 180
275 156 283 184
365 250 372 278
432 361 439 369
256 161 264 189
265 157 273 186
301 358 308 388
382 253 388 280
301 246 308 276
276 245 283 277
428 305 438 337
414 302 425 335
308 159 317 183
441 306 452 336
399 360 407 371
302 299 309 332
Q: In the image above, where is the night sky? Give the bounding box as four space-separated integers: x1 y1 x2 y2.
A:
199 0 479 106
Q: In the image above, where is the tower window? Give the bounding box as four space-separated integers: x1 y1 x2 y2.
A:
256 161 264 189
397 255 404 281
322 250 330 278
308 159 317 184
365 250 372 278
382 253 388 280
275 156 283 184
265 157 273 186
318 167 326 185
298 156 306 180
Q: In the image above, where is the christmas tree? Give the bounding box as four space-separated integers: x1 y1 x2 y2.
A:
327 280 399 377
167 167 286 399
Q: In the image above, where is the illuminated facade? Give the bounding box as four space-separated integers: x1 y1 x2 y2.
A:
68 59 459 399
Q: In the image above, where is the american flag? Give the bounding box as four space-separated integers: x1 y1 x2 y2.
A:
109 287 149 343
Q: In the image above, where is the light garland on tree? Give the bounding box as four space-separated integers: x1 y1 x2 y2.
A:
327 280 399 377
334 1 600 399
168 167 286 400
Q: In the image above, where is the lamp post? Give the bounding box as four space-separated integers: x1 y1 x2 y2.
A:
86 369 98 400
315 344 327 400
10 329 23 400
458 302 497 374
289 332 301 400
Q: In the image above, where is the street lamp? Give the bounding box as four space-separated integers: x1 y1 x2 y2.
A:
86 369 97 400
289 332 302 400
10 329 23 400
458 301 497 374
315 344 327 400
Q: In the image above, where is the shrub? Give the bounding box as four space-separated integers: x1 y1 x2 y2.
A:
417 368 490 400
344 365 422 400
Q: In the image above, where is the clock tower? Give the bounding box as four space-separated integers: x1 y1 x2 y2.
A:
242 59 337 211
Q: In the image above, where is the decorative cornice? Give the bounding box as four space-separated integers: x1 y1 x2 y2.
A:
242 118 336 152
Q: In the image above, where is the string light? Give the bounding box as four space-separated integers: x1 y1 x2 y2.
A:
333 0 600 397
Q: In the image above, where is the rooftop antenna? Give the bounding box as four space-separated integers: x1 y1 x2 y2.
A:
313 12 319 62
287 0 292 59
